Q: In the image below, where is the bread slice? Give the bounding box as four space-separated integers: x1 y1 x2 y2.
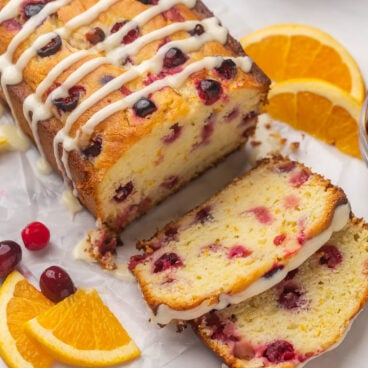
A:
192 218 368 368
129 157 350 324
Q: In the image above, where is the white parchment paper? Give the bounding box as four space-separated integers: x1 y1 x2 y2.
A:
1 0 368 367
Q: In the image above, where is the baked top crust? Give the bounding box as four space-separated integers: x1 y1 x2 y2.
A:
0 0 269 219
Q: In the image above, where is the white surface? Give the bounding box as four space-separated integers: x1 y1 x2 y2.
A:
1 0 368 367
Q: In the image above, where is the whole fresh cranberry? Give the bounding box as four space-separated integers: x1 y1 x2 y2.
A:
39 266 76 302
0 241 22 277
21 222 50 251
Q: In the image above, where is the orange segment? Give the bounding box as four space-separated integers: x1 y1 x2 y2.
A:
0 270 54 368
266 78 362 158
26 289 140 367
241 24 365 102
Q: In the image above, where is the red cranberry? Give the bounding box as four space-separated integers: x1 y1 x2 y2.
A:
215 59 237 80
37 35 62 57
122 27 140 44
285 268 299 280
224 108 240 122
128 254 149 271
278 281 304 309
189 24 205 36
0 241 22 277
195 206 213 224
162 6 184 22
52 85 85 112
240 111 258 126
119 85 132 96
196 79 223 105
164 227 178 241
161 175 179 190
247 206 274 224
21 222 50 251
289 169 310 188
39 266 76 302
193 113 215 149
85 27 105 45
113 181 134 202
110 21 125 34
273 234 286 246
153 252 183 273
228 245 251 259
163 47 188 69
82 136 102 158
205 312 228 341
263 264 284 279
263 340 295 363
21 1 46 20
318 244 343 268
162 123 182 144
133 97 157 117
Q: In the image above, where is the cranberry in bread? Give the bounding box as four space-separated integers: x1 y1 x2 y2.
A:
0 0 269 236
192 218 368 368
129 157 350 324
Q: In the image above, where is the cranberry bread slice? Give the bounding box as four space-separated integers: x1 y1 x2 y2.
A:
0 0 269 238
192 218 368 368
129 157 350 324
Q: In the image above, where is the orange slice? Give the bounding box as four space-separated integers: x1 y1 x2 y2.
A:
241 23 365 102
26 289 140 367
265 78 362 158
0 270 54 368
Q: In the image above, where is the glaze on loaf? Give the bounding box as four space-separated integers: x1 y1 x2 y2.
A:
130 157 350 324
192 218 368 368
0 0 270 236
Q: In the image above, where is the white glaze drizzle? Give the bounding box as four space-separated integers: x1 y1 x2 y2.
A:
0 0 252 192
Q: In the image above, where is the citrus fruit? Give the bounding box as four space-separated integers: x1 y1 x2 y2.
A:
265 78 362 158
0 270 54 368
26 289 140 367
241 23 365 102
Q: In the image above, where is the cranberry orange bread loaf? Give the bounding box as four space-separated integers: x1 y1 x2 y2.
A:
129 157 350 324
192 218 368 368
0 0 270 234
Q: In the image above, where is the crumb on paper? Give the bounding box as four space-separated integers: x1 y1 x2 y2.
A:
246 114 303 166
290 141 300 152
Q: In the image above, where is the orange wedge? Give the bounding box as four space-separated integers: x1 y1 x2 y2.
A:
0 270 54 368
26 289 140 367
241 23 365 102
265 78 362 158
